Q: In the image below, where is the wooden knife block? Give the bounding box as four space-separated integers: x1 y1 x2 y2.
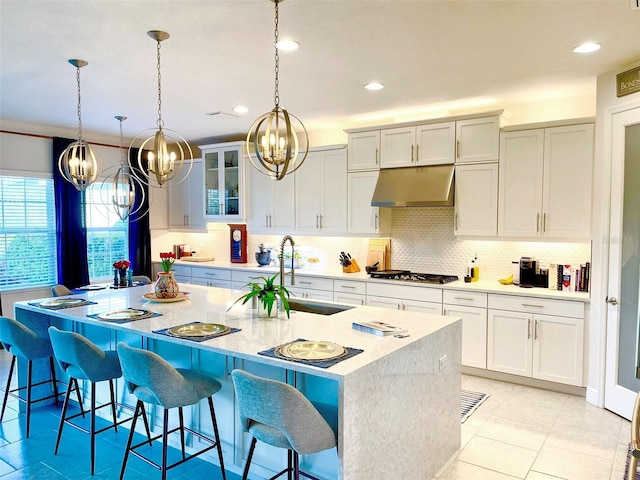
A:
343 259 360 273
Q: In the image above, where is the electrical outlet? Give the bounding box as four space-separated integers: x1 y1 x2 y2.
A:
439 354 447 371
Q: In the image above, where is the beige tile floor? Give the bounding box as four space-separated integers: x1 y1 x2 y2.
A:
435 375 631 480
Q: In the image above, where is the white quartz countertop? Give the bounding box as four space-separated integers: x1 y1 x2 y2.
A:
171 260 590 302
16 284 459 381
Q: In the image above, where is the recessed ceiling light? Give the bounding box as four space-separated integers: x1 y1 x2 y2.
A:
233 106 248 114
573 42 601 53
275 40 299 51
365 82 384 91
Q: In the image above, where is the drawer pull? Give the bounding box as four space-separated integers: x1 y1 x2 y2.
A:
298 281 313 285
340 285 356 289
521 303 544 309
454 296 474 301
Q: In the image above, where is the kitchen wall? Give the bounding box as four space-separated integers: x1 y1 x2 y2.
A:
151 208 590 280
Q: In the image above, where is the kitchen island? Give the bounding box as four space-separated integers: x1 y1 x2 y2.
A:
14 284 461 480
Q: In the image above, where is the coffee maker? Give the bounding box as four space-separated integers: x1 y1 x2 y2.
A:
519 257 537 288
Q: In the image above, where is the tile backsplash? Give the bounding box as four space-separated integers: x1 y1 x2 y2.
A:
151 208 591 280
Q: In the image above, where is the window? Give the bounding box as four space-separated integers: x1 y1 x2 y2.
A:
85 182 129 282
0 175 58 290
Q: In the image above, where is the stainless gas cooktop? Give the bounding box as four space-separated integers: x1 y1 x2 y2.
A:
368 270 459 284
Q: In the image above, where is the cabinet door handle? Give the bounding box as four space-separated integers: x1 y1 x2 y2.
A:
375 147 379 165
411 144 414 162
374 213 379 230
527 319 531 339
360 299 364 305
265 214 269 228
456 140 460 159
543 213 547 232
416 144 419 162
269 214 272 228
534 319 539 340
316 214 319 228
398 304 402 310
455 213 458 231
319 214 323 228
536 213 540 233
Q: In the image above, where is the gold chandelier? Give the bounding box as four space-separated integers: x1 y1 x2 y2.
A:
58 59 102 191
246 0 308 181
129 30 193 188
102 116 148 221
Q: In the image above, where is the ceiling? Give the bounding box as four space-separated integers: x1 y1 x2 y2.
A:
1 0 639 146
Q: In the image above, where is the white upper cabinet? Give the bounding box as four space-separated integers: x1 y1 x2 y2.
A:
380 122 456 168
455 116 500 163
200 142 245 222
347 131 380 171
347 170 391 235
168 160 206 231
245 158 295 233
498 123 594 239
295 146 347 235
454 162 498 236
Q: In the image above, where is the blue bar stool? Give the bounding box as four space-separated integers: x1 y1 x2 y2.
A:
0 316 61 438
116 342 227 480
48 327 152 475
231 369 337 480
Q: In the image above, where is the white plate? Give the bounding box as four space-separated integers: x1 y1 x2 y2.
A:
39 298 87 307
143 292 190 303
97 309 151 321
278 341 346 361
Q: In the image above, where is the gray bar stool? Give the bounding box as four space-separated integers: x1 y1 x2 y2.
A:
48 326 152 475
116 342 227 480
51 285 73 296
0 316 61 438
231 369 338 480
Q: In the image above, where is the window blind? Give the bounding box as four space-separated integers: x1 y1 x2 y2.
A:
0 175 57 290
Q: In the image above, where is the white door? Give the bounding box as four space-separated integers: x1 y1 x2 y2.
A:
605 107 640 419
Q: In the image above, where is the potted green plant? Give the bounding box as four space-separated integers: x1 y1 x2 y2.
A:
229 273 291 318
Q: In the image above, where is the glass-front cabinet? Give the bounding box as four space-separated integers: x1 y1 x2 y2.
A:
200 141 245 221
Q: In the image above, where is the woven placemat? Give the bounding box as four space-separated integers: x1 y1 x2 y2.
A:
258 338 363 369
29 299 97 310
153 322 241 342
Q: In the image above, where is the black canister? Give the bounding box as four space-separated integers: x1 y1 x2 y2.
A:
519 257 537 288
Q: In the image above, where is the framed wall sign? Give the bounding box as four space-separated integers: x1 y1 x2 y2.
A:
617 65 640 98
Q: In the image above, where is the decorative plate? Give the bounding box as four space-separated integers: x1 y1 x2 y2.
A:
143 292 191 303
166 323 229 338
78 284 106 291
277 341 346 361
97 309 152 321
39 298 87 307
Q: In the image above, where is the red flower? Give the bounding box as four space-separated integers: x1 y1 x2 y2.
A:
159 252 175 273
113 260 130 270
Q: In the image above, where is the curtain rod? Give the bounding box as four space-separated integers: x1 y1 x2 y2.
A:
0 129 120 149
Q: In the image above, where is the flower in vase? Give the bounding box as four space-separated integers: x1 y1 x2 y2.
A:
113 260 130 270
159 252 176 273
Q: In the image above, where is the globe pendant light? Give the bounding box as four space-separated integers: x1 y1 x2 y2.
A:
246 0 308 181
129 30 193 188
58 59 102 191
103 116 147 222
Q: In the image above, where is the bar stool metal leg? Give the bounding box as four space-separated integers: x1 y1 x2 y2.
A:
208 396 227 480
0 355 16 421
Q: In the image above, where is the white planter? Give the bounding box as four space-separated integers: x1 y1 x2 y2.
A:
257 301 278 318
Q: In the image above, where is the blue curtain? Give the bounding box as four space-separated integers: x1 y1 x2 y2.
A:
53 137 90 289
128 147 152 278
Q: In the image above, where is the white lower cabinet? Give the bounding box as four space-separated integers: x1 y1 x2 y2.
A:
443 290 488 369
288 287 334 302
366 282 442 315
286 275 334 302
170 264 192 284
333 279 366 306
487 294 584 386
190 267 231 289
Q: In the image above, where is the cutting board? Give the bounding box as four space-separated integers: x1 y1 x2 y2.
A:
367 239 390 271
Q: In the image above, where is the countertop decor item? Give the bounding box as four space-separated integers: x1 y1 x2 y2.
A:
228 273 291 318
155 271 179 299
128 30 193 188
245 0 308 181
58 59 101 191
113 259 131 287
159 251 175 273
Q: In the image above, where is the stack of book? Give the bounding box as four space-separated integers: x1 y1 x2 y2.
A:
548 263 590 292
352 321 408 336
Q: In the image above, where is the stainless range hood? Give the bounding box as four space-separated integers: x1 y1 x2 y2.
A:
371 164 455 207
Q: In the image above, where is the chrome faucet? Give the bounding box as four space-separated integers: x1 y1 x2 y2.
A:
279 235 296 287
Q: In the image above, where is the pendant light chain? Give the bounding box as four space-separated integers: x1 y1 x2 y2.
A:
76 65 83 141
156 39 164 129
274 0 280 107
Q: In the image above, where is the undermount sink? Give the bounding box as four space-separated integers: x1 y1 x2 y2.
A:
287 298 354 316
